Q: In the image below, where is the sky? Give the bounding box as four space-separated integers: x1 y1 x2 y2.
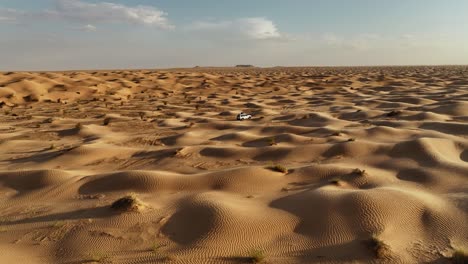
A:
0 0 467 70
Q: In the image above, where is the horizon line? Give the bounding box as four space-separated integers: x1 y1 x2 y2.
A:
2 64 468 73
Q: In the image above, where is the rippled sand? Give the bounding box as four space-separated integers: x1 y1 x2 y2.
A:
0 66 467 263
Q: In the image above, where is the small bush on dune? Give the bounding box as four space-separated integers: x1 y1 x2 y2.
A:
103 117 111 126
88 252 110 263
151 241 163 253
330 131 342 136
150 241 177 261
248 248 266 263
353 168 367 176
452 248 468 264
386 110 401 117
110 194 145 212
52 221 66 228
365 235 391 259
268 164 288 174
267 137 277 146
329 178 345 187
44 117 54 123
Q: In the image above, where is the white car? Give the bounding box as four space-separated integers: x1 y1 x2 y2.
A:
237 112 252 120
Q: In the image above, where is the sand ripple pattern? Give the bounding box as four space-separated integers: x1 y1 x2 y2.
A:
0 66 467 263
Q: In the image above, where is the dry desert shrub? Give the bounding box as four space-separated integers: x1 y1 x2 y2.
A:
268 164 288 174
150 241 177 261
248 248 266 263
386 110 401 117
151 241 163 253
88 252 110 263
110 194 145 212
353 168 367 176
43 117 54 123
267 137 277 146
330 131 342 136
451 248 468 264
365 235 392 259
329 178 346 187
103 117 111 126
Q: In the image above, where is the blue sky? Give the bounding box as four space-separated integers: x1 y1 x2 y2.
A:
0 0 467 70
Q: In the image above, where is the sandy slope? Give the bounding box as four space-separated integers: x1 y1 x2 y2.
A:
0 66 467 263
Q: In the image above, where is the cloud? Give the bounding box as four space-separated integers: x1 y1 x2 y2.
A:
318 33 383 50
321 33 343 46
0 8 24 23
76 24 97 32
188 20 232 30
1 0 173 29
348 34 381 50
239 18 281 39
50 0 173 28
186 17 282 40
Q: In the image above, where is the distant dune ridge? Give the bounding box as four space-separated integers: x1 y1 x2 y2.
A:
0 66 467 263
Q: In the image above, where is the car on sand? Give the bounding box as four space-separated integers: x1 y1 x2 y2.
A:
236 112 252 120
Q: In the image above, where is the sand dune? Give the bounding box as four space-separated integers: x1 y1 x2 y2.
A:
0 66 467 263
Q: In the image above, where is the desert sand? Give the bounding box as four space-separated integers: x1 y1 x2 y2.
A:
0 66 467 263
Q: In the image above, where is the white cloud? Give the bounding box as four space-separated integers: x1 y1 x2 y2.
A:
188 20 233 30
83 24 96 31
239 18 281 39
186 17 282 40
0 0 173 29
75 24 97 32
0 8 23 23
318 33 383 50
348 34 381 50
50 0 173 29
321 33 343 46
